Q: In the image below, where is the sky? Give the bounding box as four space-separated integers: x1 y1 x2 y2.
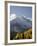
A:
10 6 32 19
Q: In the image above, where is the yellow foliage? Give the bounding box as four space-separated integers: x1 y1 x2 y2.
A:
14 28 32 39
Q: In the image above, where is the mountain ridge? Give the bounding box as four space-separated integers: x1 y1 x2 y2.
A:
10 15 32 32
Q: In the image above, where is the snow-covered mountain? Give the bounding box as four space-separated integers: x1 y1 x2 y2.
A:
10 15 32 32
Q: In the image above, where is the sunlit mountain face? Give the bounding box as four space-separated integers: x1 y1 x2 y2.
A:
10 14 32 33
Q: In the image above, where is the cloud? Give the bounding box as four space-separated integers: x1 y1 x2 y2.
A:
26 18 32 21
10 14 16 21
24 16 32 21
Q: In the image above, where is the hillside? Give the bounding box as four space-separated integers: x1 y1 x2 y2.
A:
10 28 32 40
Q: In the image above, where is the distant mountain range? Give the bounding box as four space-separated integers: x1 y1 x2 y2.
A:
10 15 32 33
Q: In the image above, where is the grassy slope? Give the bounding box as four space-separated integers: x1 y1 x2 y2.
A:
10 28 32 40
15 28 32 39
